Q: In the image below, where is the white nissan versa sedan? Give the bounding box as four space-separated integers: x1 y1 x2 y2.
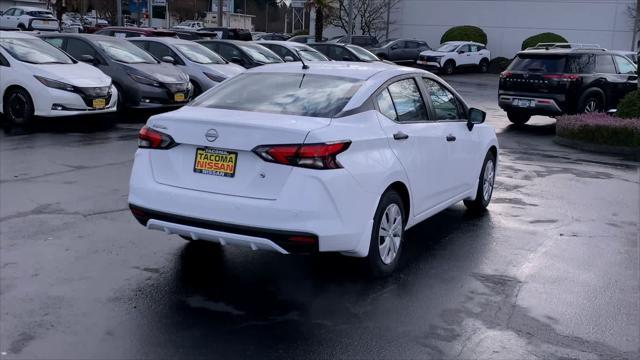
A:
0 32 117 127
128 62 498 275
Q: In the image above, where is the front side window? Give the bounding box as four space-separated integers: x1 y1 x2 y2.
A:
216 43 242 60
43 37 64 49
386 79 428 122
175 43 226 64
95 39 157 64
595 55 616 74
0 38 73 64
66 38 98 59
469 44 479 52
268 44 294 60
614 55 636 75
191 73 362 118
3 9 16 16
330 46 354 61
422 78 465 120
298 49 328 61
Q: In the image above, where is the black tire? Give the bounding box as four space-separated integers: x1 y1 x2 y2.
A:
367 190 406 277
464 151 497 212
17 24 26 31
479 58 489 73
507 111 530 125
577 92 604 113
377 54 387 60
3 87 34 128
441 60 455 75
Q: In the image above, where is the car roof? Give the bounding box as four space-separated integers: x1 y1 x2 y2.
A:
0 31 39 39
258 40 308 48
9 6 51 11
38 33 118 42
129 36 192 45
245 61 416 80
442 41 484 46
518 48 616 55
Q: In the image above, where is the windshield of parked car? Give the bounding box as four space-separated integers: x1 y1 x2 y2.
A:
0 38 73 64
346 45 380 61
191 73 362 117
95 39 158 64
236 43 282 63
297 49 329 61
508 54 566 73
27 10 55 17
174 43 226 64
437 43 459 52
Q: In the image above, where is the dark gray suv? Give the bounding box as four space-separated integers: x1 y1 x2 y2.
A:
370 39 430 63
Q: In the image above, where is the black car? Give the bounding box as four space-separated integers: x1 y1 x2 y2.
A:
196 40 283 68
255 33 290 41
370 38 430 63
174 30 219 40
499 45 637 124
308 43 383 63
39 34 192 111
200 27 252 41
331 35 379 49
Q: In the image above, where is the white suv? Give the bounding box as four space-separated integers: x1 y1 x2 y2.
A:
0 6 59 31
418 41 491 75
128 62 498 275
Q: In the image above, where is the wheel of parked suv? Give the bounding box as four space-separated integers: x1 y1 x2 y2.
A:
367 189 405 277
577 92 604 113
441 60 455 75
507 111 530 125
479 58 489 73
3 88 34 127
464 151 497 212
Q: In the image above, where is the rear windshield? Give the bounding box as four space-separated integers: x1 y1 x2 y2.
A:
190 73 362 117
508 54 566 73
27 11 54 18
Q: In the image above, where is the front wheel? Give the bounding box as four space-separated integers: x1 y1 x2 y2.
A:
479 59 489 73
464 151 496 212
3 88 34 128
441 60 455 75
367 190 405 277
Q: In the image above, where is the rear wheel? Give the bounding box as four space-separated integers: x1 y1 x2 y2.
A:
367 190 405 277
479 58 489 73
464 151 496 212
3 88 34 129
507 111 530 125
577 93 604 113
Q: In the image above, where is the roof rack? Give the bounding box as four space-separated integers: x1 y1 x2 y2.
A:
527 42 606 51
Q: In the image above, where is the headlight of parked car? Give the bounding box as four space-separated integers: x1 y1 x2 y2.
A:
129 74 161 87
203 72 226 83
34 75 75 92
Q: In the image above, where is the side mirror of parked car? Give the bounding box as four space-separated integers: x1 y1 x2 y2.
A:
467 107 486 131
627 74 638 82
79 54 98 65
458 50 466 54
230 57 244 66
161 56 176 64
391 45 398 50
283 56 294 62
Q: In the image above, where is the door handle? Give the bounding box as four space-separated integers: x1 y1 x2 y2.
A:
393 131 409 140
446 134 457 142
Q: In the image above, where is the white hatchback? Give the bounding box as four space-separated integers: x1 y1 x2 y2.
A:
0 32 117 127
128 62 498 275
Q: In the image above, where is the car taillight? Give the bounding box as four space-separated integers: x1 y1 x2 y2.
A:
543 74 578 81
138 126 177 149
500 71 512 78
252 141 351 169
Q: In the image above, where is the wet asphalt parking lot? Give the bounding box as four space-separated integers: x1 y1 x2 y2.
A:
0 73 639 359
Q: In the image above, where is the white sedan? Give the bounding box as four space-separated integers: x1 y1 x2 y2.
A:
0 32 117 127
128 62 498 275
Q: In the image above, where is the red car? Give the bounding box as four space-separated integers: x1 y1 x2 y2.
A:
95 26 177 38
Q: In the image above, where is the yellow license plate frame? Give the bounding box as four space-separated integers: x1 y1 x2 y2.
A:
193 148 237 178
174 92 185 102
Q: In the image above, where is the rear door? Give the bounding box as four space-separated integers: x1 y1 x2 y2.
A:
612 55 638 106
1 8 17 27
457 44 473 66
374 77 450 216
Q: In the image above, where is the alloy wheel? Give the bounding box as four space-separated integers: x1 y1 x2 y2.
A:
483 159 495 202
584 99 600 113
378 203 402 265
8 93 27 124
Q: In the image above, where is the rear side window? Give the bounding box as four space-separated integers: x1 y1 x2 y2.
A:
596 55 616 74
614 55 636 74
386 79 428 122
376 89 397 121
566 54 596 73
191 73 362 118
508 54 566 73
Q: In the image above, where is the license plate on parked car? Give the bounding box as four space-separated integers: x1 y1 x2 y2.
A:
512 99 532 108
174 92 185 102
92 98 106 109
193 148 237 177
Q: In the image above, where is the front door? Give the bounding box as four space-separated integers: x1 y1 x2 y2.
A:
374 77 451 216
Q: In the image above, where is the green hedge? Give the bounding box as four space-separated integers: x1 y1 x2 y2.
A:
616 90 640 119
521 32 567 50
440 26 487 45
488 57 512 74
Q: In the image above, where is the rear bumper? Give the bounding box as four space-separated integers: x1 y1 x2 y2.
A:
128 149 378 257
498 92 565 116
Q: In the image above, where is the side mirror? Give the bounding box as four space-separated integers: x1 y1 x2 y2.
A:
390 45 398 50
161 56 175 64
283 55 294 62
79 54 98 65
628 74 638 81
230 57 244 65
458 50 465 54
467 107 486 131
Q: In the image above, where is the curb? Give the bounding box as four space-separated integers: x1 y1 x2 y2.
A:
553 136 640 159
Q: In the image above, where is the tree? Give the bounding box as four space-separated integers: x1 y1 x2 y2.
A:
306 0 330 42
327 0 400 39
